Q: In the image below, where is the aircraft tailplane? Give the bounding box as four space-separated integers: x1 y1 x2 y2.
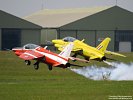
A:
59 43 74 58
96 37 111 52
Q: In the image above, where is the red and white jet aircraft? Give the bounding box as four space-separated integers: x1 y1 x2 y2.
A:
12 43 88 70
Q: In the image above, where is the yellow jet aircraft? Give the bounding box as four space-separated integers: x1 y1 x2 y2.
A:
52 37 126 61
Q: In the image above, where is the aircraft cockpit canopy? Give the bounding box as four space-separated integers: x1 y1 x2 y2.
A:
63 37 77 42
23 44 39 49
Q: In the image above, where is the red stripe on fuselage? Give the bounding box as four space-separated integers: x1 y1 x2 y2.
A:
35 47 68 67
36 47 68 61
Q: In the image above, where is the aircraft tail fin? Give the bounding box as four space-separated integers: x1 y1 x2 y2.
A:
96 37 111 52
59 43 74 58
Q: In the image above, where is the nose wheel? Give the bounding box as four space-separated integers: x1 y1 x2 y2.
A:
25 60 31 65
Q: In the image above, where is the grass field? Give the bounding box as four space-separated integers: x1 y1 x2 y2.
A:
0 51 133 100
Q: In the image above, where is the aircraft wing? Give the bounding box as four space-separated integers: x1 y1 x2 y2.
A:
54 41 82 52
90 56 99 60
19 50 44 60
105 50 126 57
53 63 61 67
72 48 82 52
58 46 65 51
69 57 89 63
59 47 82 52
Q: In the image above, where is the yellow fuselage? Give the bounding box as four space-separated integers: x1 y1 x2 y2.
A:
52 39 105 60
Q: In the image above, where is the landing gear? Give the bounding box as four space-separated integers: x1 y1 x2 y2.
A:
72 54 78 62
102 56 106 61
72 53 78 58
25 60 31 65
34 61 39 70
84 56 89 61
24 60 40 70
48 65 52 71
33 56 45 70
66 63 71 68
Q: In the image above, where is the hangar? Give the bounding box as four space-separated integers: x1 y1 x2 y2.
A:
1 6 133 52
0 10 41 50
25 6 133 52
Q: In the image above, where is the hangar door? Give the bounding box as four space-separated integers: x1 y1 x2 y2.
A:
119 42 131 52
2 29 21 50
115 30 133 52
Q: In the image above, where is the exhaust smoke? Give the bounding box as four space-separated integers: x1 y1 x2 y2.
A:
70 62 133 81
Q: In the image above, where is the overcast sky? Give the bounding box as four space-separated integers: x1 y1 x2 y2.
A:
0 0 133 17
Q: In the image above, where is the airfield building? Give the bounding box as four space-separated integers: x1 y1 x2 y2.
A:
25 6 133 52
0 6 133 52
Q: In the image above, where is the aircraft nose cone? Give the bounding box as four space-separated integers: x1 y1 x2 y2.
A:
52 40 65 45
52 40 61 44
52 40 57 43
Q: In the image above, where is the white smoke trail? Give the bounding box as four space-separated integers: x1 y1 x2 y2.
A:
70 62 133 81
110 63 133 80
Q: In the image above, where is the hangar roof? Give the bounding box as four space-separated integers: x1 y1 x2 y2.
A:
0 10 41 29
24 6 111 28
60 6 133 30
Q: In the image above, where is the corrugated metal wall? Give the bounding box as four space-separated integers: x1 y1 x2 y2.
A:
41 29 57 45
59 30 76 39
77 31 96 46
0 29 1 50
21 29 41 46
40 29 57 50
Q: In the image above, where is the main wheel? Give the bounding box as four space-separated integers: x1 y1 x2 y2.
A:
25 60 31 65
48 65 52 71
34 61 39 70
34 64 39 70
66 63 71 68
